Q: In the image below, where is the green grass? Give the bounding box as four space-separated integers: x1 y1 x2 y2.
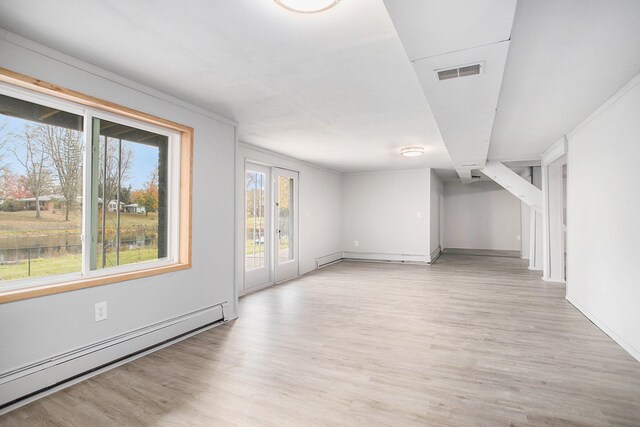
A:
0 247 158 281
245 238 290 256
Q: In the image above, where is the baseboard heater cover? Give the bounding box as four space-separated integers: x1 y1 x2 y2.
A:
315 252 344 269
0 303 228 411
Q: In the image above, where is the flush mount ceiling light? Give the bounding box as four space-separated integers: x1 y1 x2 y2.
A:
274 0 341 14
400 147 424 157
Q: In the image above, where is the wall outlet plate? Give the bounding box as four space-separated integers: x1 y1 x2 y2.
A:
95 301 108 322
354 240 359 247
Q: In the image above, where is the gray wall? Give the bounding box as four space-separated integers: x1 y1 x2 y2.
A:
0 31 237 374
443 181 521 251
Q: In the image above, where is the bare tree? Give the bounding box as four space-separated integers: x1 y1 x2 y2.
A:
0 121 8 173
12 124 52 218
0 122 9 196
98 137 133 205
37 124 83 221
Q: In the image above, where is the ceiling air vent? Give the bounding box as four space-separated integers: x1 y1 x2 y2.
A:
436 63 483 81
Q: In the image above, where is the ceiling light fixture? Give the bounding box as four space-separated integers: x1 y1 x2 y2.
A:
274 0 341 14
400 147 424 158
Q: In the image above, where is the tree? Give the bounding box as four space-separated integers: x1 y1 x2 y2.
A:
132 165 159 215
12 124 52 218
98 137 133 207
0 170 30 200
119 184 132 205
0 121 8 173
38 124 83 221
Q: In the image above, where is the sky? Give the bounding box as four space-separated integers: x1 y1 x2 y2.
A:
1 115 157 190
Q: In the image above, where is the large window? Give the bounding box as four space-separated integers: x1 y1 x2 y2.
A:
0 71 192 302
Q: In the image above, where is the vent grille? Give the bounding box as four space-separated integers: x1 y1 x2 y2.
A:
437 63 482 81
437 68 459 80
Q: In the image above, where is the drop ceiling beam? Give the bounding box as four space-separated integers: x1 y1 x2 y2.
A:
384 0 517 182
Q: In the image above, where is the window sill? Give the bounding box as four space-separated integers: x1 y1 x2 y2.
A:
0 262 191 304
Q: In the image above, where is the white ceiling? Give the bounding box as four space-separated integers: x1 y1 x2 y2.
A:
0 0 639 177
491 0 640 161
382 0 516 61
0 0 452 173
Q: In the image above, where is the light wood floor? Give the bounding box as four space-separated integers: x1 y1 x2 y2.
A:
3 255 640 426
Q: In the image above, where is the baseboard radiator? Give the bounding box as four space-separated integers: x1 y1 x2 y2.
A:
0 302 228 411
316 252 344 269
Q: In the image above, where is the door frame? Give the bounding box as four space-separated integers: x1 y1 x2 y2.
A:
541 137 568 282
272 167 299 284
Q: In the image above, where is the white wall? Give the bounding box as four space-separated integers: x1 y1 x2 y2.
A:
235 143 343 294
342 168 431 263
443 181 521 251
430 170 443 257
0 30 237 399
565 74 640 361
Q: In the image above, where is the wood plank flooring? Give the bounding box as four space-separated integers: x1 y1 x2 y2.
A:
2 255 640 426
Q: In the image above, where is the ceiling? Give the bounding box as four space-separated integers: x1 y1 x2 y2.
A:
0 0 452 173
490 0 640 161
0 1 639 177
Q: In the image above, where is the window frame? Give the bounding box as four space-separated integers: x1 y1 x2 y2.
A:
0 68 193 303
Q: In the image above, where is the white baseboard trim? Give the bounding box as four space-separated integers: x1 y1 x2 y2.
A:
566 295 640 363
0 303 228 412
342 251 429 264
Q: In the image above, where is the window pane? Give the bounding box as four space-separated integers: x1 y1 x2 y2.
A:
278 176 294 264
0 94 84 282
91 118 168 270
245 171 265 271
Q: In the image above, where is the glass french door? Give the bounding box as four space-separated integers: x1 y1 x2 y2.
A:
244 164 298 292
273 168 298 283
244 163 271 291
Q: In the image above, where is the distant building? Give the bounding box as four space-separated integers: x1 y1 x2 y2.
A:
107 200 125 212
18 195 63 211
124 203 146 214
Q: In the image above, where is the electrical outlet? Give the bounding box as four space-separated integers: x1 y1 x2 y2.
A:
354 240 359 247
416 211 422 218
95 301 107 322
516 234 521 240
